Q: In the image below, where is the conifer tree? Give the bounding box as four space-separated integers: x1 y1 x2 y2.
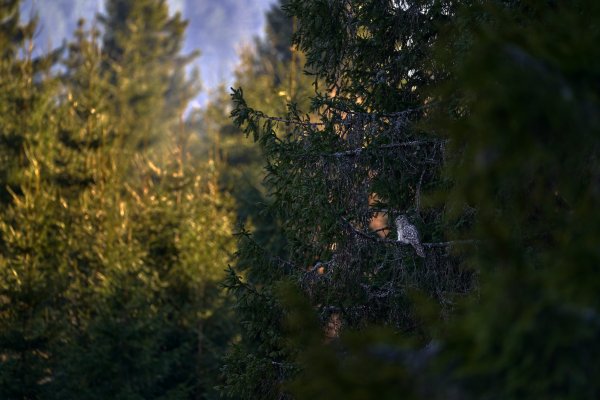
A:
199 0 315 252
99 0 199 151
221 1 470 398
223 0 600 399
0 2 67 397
0 0 59 205
429 1 600 398
45 12 236 400
1 2 236 398
234 0 313 122
0 150 71 399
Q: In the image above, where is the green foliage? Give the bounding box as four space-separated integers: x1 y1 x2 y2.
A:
99 0 199 151
281 285 434 400
46 158 236 399
0 0 36 60
0 171 70 399
198 0 315 252
215 3 333 398
0 1 235 399
0 0 59 205
194 89 269 243
3 0 597 398
431 0 600 398
221 1 472 398
220 262 294 400
222 0 600 399
0 6 63 396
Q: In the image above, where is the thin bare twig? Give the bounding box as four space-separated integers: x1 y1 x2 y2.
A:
415 169 425 212
326 140 440 157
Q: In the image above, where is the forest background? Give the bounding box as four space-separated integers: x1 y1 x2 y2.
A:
1 1 598 400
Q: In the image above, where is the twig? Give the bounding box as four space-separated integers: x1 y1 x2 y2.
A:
261 115 323 128
239 229 298 270
325 140 440 158
253 100 437 129
415 169 425 212
323 101 436 119
422 240 480 248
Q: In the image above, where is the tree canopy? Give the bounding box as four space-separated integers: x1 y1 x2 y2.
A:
0 1 234 398
1 1 598 399
221 0 600 399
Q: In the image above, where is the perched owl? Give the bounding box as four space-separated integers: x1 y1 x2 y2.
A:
395 215 425 258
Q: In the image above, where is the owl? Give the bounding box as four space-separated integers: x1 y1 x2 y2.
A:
395 215 425 258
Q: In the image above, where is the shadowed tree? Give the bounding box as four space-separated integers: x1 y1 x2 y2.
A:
223 0 600 399
219 1 472 398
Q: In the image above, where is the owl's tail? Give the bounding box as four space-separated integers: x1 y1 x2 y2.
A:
412 242 425 258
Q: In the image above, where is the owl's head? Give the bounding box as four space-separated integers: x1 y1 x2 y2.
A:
395 215 408 227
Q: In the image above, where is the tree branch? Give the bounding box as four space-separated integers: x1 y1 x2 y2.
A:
259 115 323 128
415 169 425 212
325 140 441 157
342 218 478 248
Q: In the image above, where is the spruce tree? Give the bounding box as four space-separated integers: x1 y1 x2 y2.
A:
221 1 469 398
0 0 59 205
0 2 66 397
223 0 600 399
99 0 199 151
198 0 315 252
46 11 235 400
1 2 236 398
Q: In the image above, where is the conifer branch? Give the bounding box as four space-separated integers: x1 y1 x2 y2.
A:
322 100 436 120
259 115 323 128
342 218 478 248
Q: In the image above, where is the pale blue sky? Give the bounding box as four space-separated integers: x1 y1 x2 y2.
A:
21 0 276 105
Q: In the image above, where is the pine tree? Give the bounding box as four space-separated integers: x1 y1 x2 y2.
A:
0 0 59 205
234 0 313 122
198 0 315 252
0 154 73 399
99 0 199 152
221 1 470 398
223 0 600 399
2 2 237 398
0 2 67 397
45 11 236 400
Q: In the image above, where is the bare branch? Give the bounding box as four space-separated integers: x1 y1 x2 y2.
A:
422 240 480 248
325 140 441 158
